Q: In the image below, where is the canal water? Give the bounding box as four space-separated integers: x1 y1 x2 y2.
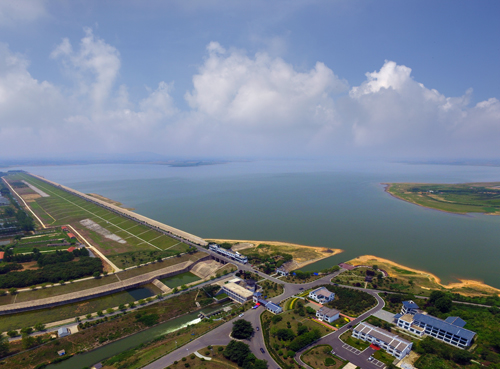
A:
161 272 201 288
7 160 500 288
47 311 202 369
46 303 230 369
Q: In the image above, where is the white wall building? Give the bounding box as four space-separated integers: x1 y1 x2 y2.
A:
308 287 335 304
222 282 254 304
315 306 340 323
353 322 412 360
396 313 475 349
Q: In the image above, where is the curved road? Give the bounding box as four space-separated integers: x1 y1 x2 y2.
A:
142 270 389 369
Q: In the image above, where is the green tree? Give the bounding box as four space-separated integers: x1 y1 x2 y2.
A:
34 323 45 331
277 328 295 341
435 296 452 313
6 330 18 338
0 334 9 358
231 319 254 339
21 334 36 350
223 340 252 366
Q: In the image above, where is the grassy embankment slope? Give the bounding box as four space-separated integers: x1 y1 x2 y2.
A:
6 173 191 269
385 182 500 215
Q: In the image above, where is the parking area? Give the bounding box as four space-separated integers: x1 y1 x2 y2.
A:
342 343 362 355
372 309 396 324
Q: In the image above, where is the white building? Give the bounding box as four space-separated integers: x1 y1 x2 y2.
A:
265 301 283 314
352 322 412 360
308 287 335 304
57 327 71 338
401 300 420 315
396 313 475 349
221 282 254 304
315 306 340 323
209 244 248 264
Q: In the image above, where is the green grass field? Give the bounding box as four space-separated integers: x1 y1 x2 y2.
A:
6 173 190 265
387 182 500 215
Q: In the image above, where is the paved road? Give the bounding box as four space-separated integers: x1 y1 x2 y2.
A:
295 290 387 369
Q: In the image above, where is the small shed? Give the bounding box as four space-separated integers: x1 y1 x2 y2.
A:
67 233 76 239
57 349 66 356
67 246 76 253
0 251 4 261
58 327 70 337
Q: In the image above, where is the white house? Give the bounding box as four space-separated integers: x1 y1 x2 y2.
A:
315 306 340 323
308 287 335 304
353 322 412 360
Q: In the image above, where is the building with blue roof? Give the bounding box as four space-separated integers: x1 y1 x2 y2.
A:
445 316 466 328
401 300 420 315
265 301 283 314
396 313 475 349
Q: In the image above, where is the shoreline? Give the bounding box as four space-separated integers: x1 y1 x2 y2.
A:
206 239 343 269
348 254 500 296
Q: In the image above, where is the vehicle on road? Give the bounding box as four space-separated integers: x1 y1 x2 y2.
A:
256 327 259 331
260 348 265 353
299 287 303 290
239 313 244 317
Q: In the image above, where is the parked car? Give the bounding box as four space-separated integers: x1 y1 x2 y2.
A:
256 327 260 331
299 287 303 290
260 348 265 353
239 313 244 317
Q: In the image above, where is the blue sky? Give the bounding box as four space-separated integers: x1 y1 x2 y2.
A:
0 0 498 159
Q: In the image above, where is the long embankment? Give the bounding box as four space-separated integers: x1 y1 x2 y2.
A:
29 173 208 247
0 254 211 315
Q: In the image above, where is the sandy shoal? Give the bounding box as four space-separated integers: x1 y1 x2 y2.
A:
207 239 343 268
349 254 500 296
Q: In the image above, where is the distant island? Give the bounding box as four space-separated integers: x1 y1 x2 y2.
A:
384 182 500 215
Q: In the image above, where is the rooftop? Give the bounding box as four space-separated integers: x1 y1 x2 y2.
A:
400 314 414 323
317 306 340 317
402 300 419 309
445 316 467 328
354 322 411 352
311 286 334 298
414 313 475 340
223 282 254 298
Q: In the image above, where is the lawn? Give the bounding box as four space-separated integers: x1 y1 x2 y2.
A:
339 330 370 351
262 309 333 369
373 348 397 366
386 182 500 215
6 173 188 258
301 345 347 369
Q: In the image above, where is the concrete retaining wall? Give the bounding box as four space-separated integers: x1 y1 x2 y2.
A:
0 255 211 315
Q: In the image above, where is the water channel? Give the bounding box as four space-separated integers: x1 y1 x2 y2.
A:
47 311 202 369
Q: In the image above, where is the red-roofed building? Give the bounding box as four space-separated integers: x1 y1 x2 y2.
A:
0 252 4 261
67 247 76 253
61 226 69 232
67 233 76 239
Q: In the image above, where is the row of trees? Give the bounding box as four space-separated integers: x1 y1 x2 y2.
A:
0 257 103 288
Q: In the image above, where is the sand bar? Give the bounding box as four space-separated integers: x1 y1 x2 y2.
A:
348 254 500 296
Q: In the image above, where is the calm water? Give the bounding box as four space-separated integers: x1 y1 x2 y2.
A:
161 272 201 288
6 160 500 288
47 311 203 369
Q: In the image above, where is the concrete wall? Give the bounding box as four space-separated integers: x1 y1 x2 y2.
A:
0 255 211 315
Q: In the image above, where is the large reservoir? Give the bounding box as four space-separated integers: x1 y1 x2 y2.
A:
6 160 500 288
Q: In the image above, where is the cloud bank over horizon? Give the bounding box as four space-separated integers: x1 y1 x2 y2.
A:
0 29 498 160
